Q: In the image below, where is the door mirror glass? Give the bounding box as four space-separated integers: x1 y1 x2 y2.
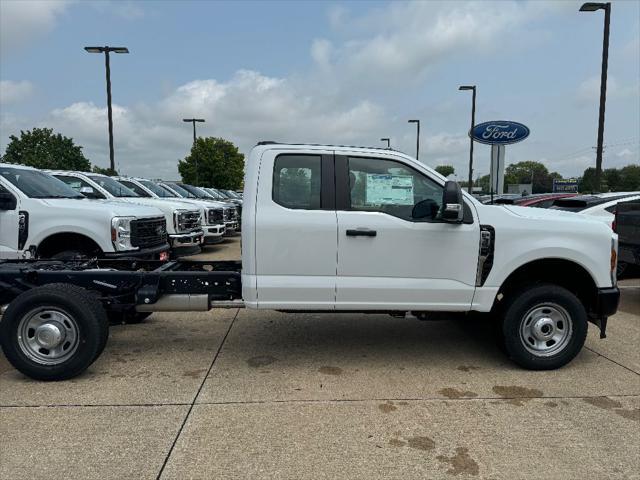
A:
441 181 463 223
0 191 17 210
412 198 440 220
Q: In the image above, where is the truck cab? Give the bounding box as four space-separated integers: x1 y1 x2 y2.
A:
0 163 169 260
49 171 204 257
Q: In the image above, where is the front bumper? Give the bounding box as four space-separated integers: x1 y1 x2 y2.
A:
589 287 620 339
169 230 203 248
203 225 226 245
103 242 170 260
224 221 238 235
595 287 620 318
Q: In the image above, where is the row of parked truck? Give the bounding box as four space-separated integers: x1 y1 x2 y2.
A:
0 163 243 260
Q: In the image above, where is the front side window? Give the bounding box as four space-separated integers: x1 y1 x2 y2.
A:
87 175 138 198
347 157 443 222
118 180 151 198
140 180 176 198
55 175 106 199
273 154 322 210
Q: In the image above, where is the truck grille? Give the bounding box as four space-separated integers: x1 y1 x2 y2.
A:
207 208 224 225
176 211 201 233
131 217 167 248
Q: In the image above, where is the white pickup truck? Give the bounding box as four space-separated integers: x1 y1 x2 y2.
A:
0 143 620 380
0 163 170 260
48 171 204 257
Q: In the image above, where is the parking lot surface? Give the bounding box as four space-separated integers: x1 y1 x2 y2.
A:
1 236 638 479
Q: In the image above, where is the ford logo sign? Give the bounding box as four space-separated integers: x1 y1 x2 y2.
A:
471 121 530 145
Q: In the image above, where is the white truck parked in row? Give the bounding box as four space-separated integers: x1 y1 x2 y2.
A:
114 177 228 245
0 163 170 261
49 171 204 257
0 143 620 380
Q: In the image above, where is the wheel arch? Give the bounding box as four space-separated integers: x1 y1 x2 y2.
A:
495 258 599 315
36 232 103 259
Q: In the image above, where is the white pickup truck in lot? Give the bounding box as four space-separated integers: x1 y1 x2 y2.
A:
0 143 620 380
0 163 170 261
48 170 204 257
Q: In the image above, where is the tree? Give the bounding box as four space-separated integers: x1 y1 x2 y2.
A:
477 174 491 193
618 164 640 191
178 137 244 189
435 165 455 177
91 165 118 176
2 128 90 171
504 161 556 193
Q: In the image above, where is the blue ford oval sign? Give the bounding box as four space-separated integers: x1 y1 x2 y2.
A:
471 121 530 145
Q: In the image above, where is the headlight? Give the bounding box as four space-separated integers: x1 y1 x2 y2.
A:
207 208 223 225
111 216 135 251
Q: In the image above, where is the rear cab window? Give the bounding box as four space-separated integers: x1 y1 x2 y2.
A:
272 154 322 209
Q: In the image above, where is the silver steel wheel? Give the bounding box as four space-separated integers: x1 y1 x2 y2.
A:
519 303 573 357
17 308 80 365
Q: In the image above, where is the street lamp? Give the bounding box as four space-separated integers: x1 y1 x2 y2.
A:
84 46 129 172
579 2 611 193
408 120 420 160
183 118 205 186
380 138 390 149
459 85 476 194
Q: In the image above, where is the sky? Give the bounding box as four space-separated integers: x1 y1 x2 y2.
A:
0 0 638 181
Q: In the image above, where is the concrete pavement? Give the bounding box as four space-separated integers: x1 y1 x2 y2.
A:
1 236 638 479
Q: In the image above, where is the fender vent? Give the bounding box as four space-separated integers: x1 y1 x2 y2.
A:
476 225 495 286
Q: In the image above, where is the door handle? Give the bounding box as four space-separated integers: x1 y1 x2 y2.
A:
346 229 377 237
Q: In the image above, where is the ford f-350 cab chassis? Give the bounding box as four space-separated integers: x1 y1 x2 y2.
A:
0 258 243 380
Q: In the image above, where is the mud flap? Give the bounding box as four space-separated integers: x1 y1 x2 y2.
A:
589 316 608 339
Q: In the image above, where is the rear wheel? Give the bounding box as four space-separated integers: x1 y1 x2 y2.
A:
0 284 109 380
501 284 587 370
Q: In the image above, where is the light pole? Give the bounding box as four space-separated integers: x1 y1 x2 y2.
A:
84 46 129 172
579 2 611 193
380 138 390 149
459 85 476 194
408 119 420 160
183 118 205 186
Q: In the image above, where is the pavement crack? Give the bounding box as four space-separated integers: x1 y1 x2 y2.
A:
584 346 640 376
155 308 239 480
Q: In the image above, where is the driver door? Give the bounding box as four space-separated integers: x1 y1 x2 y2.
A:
335 154 479 310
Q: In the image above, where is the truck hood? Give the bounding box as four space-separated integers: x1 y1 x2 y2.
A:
118 197 200 213
37 198 163 218
502 205 606 226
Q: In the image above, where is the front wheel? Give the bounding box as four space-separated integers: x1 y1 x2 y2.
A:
501 284 588 370
0 284 109 381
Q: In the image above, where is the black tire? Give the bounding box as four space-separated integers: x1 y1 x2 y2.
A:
107 311 152 325
501 283 588 370
0 284 109 381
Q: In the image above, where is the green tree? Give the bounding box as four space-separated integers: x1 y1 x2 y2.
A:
2 127 91 171
91 165 118 176
618 164 640 191
435 165 455 177
178 137 244 189
603 168 621 191
477 174 491 193
504 161 556 193
579 167 609 192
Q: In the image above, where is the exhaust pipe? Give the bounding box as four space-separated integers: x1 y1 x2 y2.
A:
136 294 209 312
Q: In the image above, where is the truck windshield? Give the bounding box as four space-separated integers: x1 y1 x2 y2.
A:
165 183 196 198
0 167 84 199
140 180 177 198
117 179 152 197
87 175 138 197
180 184 211 199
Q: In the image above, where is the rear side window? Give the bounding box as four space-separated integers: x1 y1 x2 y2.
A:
273 154 322 209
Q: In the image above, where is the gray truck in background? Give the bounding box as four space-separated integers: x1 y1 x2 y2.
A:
615 200 640 276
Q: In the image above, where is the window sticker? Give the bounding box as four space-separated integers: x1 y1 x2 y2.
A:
365 174 414 205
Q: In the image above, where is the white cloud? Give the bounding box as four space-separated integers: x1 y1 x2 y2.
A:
576 75 640 106
0 80 34 105
0 0 70 55
313 1 550 86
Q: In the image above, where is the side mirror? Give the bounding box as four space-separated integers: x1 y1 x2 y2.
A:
441 181 463 223
0 191 17 210
79 186 102 199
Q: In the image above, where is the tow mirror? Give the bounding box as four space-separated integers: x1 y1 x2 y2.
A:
0 192 17 210
441 181 463 223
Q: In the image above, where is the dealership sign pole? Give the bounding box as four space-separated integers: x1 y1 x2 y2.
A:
470 121 530 203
